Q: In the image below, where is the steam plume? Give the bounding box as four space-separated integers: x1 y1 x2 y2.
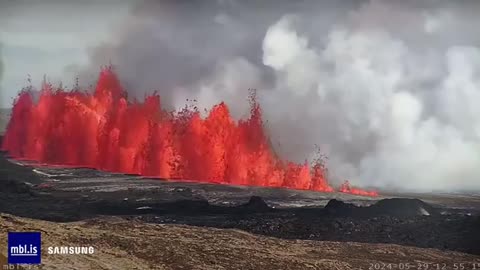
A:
0 43 4 106
75 0 480 192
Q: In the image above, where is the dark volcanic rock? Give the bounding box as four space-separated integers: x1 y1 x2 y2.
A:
163 199 211 213
1 180 30 194
1 152 479 255
241 196 271 212
324 199 356 215
0 154 43 184
324 198 439 218
368 198 439 217
172 187 194 198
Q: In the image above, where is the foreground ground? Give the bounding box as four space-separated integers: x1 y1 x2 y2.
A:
1 213 480 270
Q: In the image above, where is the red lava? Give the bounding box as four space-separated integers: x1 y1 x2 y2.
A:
1 67 377 196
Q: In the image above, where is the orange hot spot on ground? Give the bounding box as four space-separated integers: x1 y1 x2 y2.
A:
340 180 379 197
1 67 377 196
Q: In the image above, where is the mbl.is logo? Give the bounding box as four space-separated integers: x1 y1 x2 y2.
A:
8 232 41 264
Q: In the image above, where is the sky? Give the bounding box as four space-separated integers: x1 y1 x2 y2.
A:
0 0 132 108
2 0 480 192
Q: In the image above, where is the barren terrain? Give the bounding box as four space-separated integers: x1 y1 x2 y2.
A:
1 214 480 270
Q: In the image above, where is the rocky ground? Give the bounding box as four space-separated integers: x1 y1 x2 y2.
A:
1 214 480 270
1 153 479 255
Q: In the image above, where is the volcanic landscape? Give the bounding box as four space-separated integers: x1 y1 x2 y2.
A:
1 69 480 269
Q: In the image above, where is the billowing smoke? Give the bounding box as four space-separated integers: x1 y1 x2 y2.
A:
77 0 480 192
0 43 4 106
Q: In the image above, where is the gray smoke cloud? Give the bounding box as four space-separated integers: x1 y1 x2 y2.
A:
0 42 4 107
78 0 480 192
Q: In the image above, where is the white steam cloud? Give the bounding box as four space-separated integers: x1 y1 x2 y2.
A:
0 43 4 106
260 14 480 192
77 0 480 192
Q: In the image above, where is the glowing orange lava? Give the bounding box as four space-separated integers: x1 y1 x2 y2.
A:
1 67 377 196
339 180 378 197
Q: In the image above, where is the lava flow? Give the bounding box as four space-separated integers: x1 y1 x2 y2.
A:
339 181 378 197
1 67 377 196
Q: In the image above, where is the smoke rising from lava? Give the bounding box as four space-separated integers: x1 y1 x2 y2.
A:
70 0 480 192
0 43 4 106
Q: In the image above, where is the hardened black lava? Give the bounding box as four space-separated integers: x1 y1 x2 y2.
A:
0 152 479 255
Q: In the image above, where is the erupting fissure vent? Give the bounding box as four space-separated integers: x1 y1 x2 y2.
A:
1 67 377 196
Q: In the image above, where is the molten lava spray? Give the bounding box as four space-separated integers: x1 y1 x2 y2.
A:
1 67 377 196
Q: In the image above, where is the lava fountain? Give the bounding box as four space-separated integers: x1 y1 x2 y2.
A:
1 67 377 196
